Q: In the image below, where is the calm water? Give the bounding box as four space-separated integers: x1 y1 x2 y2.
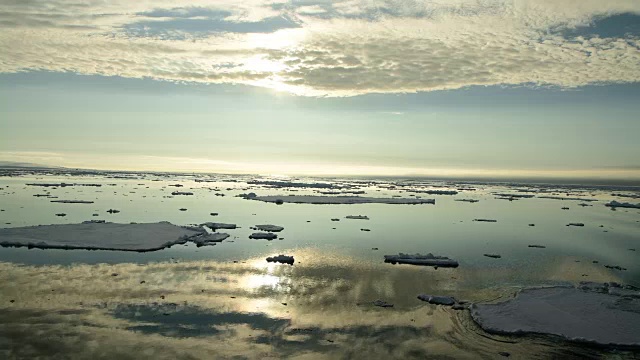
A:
1 170 639 359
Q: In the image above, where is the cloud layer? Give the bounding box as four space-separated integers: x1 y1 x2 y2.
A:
1 0 639 96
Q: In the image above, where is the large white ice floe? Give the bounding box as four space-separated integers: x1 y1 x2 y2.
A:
605 201 640 209
384 253 459 268
243 195 435 205
470 282 640 347
0 221 206 252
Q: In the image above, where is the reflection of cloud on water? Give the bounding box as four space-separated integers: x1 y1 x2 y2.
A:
0 249 621 359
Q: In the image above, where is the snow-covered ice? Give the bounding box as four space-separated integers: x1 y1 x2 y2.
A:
0 222 205 252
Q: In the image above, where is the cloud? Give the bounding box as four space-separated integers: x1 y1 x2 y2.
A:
0 0 639 96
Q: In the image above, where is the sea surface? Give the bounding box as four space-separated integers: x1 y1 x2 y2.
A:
0 169 639 359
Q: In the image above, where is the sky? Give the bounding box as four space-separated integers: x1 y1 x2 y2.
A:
1 0 639 181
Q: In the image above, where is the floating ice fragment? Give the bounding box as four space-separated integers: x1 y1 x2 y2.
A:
384 253 459 268
266 254 294 264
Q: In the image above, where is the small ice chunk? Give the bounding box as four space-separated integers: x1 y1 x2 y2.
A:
604 265 627 271
605 201 640 209
538 196 597 201
346 215 369 220
194 233 230 246
266 255 294 265
247 195 435 205
255 224 284 232
249 232 277 240
373 299 394 308
494 193 535 198
202 222 237 230
384 253 459 268
417 294 456 306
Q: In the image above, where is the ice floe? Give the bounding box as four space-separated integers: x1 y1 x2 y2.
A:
202 222 237 231
266 255 294 265
470 283 640 347
384 253 459 268
254 224 284 232
605 201 640 209
0 222 205 252
417 294 456 306
194 233 230 247
249 232 277 240
244 195 435 205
